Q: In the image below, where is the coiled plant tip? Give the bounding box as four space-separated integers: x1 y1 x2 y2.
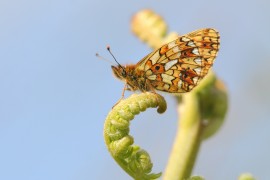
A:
104 92 167 179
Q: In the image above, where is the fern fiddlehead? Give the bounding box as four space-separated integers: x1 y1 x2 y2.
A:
104 92 167 180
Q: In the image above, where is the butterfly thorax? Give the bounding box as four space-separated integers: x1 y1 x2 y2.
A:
111 65 151 92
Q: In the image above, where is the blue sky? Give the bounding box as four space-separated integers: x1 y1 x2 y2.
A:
0 0 270 179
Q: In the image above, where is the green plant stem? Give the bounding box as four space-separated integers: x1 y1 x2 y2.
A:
164 93 202 180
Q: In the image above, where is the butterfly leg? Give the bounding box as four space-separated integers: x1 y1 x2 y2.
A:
121 83 128 98
112 83 128 108
146 79 156 94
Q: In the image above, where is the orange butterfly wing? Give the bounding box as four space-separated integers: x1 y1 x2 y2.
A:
136 28 220 93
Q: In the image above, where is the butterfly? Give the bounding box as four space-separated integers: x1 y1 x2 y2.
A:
111 28 220 97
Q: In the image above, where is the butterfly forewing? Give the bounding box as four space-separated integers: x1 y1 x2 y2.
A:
136 28 220 93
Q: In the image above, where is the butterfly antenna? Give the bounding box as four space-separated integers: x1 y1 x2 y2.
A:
106 45 126 71
95 53 114 65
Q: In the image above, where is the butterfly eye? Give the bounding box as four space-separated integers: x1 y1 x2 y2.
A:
122 70 127 77
131 75 136 80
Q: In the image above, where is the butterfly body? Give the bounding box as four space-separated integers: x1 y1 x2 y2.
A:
112 65 151 92
111 28 220 96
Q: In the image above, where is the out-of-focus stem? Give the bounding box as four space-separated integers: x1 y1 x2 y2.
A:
164 93 202 180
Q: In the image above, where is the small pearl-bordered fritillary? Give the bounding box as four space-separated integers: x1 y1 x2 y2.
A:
111 28 220 96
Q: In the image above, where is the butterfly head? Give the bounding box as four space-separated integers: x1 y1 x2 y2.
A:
111 65 127 80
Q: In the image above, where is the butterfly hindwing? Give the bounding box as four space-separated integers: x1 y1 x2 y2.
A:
136 28 220 93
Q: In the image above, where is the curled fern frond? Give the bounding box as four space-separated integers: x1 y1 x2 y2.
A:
131 9 178 49
104 92 167 180
131 9 167 48
238 173 256 180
